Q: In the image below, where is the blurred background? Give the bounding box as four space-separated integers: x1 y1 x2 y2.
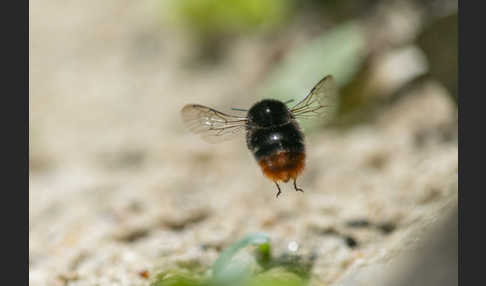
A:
29 0 457 285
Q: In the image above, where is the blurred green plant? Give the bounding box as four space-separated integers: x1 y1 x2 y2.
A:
211 233 269 286
150 233 310 286
163 0 294 37
212 233 269 281
151 269 207 286
248 268 304 286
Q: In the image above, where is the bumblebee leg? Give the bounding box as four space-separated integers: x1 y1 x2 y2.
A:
293 179 304 193
274 182 282 198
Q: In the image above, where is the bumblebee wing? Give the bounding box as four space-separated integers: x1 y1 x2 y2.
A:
180 104 248 143
290 75 339 123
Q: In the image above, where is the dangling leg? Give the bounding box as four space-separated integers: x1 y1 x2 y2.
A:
274 182 282 198
293 178 304 193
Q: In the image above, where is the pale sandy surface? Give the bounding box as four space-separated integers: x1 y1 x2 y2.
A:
29 1 458 285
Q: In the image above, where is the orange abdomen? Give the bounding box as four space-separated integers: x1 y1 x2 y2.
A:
258 151 306 183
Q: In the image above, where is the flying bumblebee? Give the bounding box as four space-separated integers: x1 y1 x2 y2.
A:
181 75 338 198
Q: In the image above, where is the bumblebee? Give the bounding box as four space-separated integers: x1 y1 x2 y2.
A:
181 75 338 197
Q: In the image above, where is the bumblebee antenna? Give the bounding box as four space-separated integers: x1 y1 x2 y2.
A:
284 99 294 105
231 107 248 112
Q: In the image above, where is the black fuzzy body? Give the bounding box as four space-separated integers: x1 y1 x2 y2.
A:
246 99 305 160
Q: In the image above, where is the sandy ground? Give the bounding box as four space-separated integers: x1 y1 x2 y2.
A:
29 1 458 285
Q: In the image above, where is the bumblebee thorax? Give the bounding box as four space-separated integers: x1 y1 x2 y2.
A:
247 99 292 128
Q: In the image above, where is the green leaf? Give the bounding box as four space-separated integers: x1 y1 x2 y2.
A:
248 268 306 286
211 233 270 285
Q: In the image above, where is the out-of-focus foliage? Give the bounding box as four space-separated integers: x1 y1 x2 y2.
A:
150 233 311 286
261 21 367 131
212 233 270 278
336 46 429 126
248 268 305 286
151 269 207 286
163 0 295 37
211 233 270 286
417 12 458 101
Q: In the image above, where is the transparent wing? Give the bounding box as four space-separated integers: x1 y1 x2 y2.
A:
180 104 248 143
290 75 339 123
